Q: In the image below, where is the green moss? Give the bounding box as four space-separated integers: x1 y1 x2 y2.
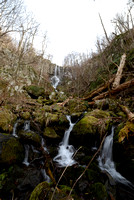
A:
90 182 108 200
118 121 134 142
1 137 24 164
29 181 50 200
18 130 41 144
22 112 30 120
30 181 70 200
0 107 17 132
73 115 99 135
89 109 110 119
43 127 59 139
24 85 49 99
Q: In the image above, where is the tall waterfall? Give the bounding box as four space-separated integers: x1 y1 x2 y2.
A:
53 115 76 167
98 126 133 187
51 65 60 90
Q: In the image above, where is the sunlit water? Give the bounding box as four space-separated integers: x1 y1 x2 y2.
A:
98 126 133 187
53 115 76 167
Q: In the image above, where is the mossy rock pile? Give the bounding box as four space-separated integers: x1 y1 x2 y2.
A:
24 85 50 99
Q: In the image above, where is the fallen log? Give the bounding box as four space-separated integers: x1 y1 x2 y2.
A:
83 78 114 101
93 78 134 101
119 105 134 122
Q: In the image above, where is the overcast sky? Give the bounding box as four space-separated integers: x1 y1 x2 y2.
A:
24 0 129 65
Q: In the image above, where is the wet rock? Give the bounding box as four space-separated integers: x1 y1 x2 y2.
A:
29 181 72 200
0 133 24 164
43 127 59 139
18 130 41 145
90 182 108 200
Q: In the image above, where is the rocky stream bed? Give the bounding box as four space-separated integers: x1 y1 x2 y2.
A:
0 84 134 200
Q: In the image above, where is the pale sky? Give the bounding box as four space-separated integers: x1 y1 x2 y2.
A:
24 0 129 65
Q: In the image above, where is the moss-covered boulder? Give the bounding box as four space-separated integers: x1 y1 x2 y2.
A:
65 98 88 114
24 85 49 99
73 115 99 136
118 121 134 143
32 107 46 127
71 110 111 146
29 181 72 200
18 130 41 145
43 127 59 139
0 133 24 164
90 182 108 200
0 107 17 132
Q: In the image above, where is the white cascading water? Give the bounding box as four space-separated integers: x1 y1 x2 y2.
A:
23 144 30 166
41 137 49 154
24 120 30 131
51 65 60 90
98 126 133 187
40 169 51 183
53 115 76 167
12 121 18 137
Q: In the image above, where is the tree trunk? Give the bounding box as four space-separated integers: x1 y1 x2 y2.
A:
93 79 134 101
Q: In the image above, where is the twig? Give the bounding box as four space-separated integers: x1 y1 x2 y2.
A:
67 134 107 199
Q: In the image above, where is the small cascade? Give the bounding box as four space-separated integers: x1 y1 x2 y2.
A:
40 169 51 183
41 137 49 153
24 120 30 131
23 144 30 166
53 115 76 167
12 121 18 137
98 126 133 187
51 65 60 90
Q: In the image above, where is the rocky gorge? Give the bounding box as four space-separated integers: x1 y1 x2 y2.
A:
0 68 134 200
0 7 134 199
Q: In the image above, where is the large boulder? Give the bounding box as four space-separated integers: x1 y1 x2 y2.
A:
18 130 41 145
71 109 111 146
29 181 74 200
24 85 50 99
0 133 24 165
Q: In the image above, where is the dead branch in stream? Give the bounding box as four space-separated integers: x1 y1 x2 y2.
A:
67 134 107 200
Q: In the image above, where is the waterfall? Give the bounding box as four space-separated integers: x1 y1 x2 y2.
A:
40 169 51 183
12 121 18 137
41 137 49 154
51 65 60 90
23 144 30 166
24 120 30 131
98 126 133 187
53 115 76 167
